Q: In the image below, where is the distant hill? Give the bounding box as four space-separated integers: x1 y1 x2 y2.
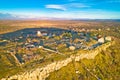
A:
71 19 120 22
0 13 17 20
0 12 120 21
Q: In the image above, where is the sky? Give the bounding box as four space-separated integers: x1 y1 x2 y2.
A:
0 0 120 19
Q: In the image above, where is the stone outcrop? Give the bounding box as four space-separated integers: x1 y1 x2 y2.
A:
1 42 112 80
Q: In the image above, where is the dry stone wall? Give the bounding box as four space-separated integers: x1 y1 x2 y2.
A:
1 42 112 80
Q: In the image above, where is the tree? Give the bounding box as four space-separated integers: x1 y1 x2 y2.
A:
62 32 72 38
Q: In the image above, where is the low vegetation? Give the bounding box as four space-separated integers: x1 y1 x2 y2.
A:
0 20 120 79
47 38 120 80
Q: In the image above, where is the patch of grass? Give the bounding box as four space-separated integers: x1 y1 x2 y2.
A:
47 39 120 80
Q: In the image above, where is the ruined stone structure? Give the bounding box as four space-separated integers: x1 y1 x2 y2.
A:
2 42 112 80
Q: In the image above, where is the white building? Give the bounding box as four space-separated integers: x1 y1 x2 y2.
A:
37 31 42 37
98 37 105 43
69 46 75 50
105 36 112 41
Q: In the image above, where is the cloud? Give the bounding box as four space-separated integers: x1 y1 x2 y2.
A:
45 3 90 11
68 0 120 3
68 3 90 8
45 5 66 11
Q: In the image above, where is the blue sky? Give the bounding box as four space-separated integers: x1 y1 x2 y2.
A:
0 0 120 19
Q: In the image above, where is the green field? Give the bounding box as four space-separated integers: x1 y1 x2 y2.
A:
0 20 120 79
47 38 120 80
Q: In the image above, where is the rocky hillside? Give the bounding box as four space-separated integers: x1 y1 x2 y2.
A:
1 42 112 80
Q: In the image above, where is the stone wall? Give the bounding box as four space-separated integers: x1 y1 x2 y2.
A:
1 42 112 80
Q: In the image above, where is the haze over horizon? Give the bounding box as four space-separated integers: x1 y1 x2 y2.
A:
0 0 120 19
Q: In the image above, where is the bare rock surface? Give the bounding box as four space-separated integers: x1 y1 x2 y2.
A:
1 42 112 80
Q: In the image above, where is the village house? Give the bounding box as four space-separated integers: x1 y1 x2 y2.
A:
69 46 76 51
105 36 112 41
98 37 105 43
37 31 42 37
